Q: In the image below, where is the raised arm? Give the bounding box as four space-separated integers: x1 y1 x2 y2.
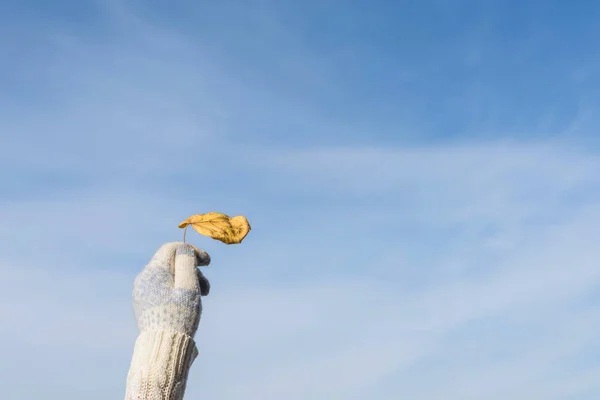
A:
124 242 210 400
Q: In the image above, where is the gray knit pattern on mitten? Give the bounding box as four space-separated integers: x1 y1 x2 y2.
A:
132 242 210 338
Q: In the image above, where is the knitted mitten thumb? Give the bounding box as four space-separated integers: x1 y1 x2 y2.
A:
125 242 210 400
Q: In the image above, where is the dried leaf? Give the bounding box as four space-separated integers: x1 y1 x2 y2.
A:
179 212 251 244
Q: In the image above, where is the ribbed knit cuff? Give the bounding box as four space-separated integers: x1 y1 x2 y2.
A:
124 330 199 400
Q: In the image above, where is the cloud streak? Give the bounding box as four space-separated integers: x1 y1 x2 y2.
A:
1 1 600 399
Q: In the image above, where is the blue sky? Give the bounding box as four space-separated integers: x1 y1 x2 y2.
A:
1 0 600 399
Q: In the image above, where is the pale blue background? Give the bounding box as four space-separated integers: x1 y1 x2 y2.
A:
1 1 600 399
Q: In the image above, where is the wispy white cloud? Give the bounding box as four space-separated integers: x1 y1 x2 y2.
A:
2 139 600 399
2 1 600 399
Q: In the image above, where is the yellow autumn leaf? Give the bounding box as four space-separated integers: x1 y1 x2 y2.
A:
178 212 251 244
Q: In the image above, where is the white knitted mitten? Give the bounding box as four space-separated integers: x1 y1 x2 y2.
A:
124 242 210 400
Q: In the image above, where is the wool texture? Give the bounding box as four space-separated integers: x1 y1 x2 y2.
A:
125 242 210 400
124 330 199 400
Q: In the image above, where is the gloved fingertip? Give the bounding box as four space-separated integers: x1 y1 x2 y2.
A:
175 243 210 267
198 270 210 296
175 243 196 257
196 249 211 267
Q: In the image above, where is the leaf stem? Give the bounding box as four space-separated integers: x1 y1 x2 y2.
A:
183 225 188 243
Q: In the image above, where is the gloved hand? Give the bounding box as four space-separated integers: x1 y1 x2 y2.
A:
125 242 211 400
133 242 211 338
